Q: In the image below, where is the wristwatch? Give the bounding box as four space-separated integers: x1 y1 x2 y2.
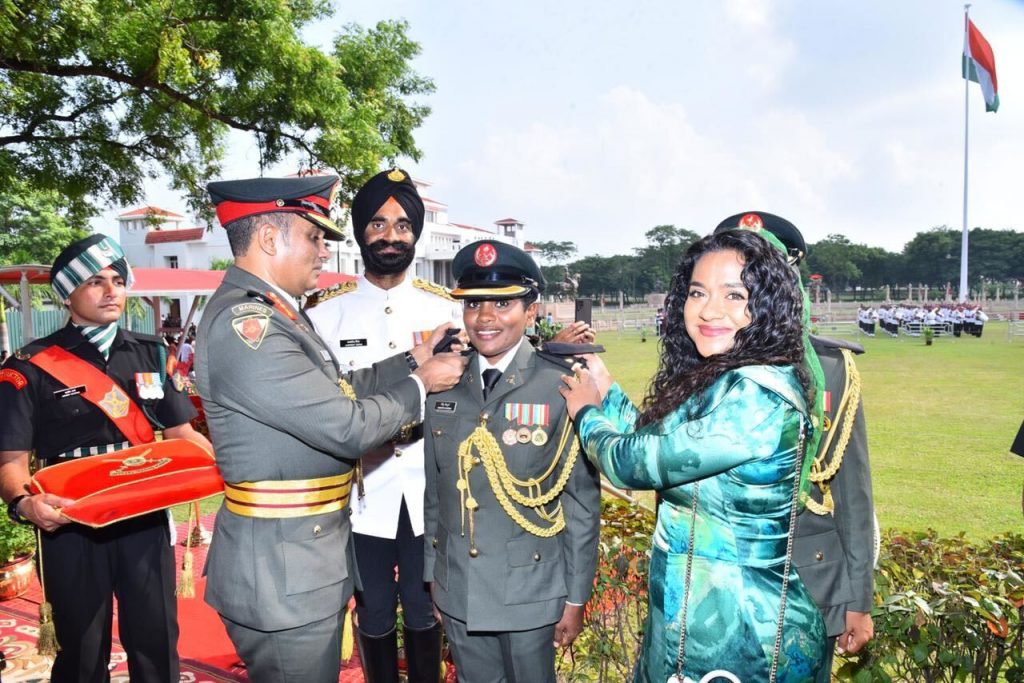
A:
7 494 30 525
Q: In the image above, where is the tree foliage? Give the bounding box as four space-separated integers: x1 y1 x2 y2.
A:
0 0 434 218
531 239 578 265
0 178 91 265
556 225 1020 300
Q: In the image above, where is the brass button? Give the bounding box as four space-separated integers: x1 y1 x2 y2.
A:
472 456 481 465
479 411 490 422
313 525 322 536
533 552 541 562
432 428 443 437
389 341 397 349
469 547 479 558
815 551 824 562
385 306 393 314
394 448 403 457
432 537 438 548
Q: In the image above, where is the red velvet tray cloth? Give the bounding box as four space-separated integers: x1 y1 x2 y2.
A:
30 439 224 528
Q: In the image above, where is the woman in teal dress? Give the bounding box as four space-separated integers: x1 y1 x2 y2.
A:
562 229 825 682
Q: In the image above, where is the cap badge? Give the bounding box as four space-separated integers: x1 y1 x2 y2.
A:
474 243 498 267
275 199 285 207
387 168 406 182
739 213 763 231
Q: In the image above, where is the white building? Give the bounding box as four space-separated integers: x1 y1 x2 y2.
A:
117 178 536 293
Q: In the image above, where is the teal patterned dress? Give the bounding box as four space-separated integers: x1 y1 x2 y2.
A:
576 365 825 683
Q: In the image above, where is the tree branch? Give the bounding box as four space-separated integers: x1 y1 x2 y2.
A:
0 56 316 154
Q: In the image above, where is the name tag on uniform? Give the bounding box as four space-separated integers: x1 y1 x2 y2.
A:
320 349 332 362
54 385 86 400
433 400 457 413
340 338 368 348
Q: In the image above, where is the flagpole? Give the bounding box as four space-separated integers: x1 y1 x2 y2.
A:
960 4 971 303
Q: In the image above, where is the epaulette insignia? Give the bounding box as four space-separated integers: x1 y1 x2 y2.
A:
413 279 456 302
306 281 358 309
337 378 357 400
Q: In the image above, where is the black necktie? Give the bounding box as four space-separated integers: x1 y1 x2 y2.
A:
482 368 502 400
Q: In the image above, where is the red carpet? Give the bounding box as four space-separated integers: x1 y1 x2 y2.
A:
0 514 374 682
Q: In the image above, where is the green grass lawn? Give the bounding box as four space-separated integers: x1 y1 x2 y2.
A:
595 322 1024 540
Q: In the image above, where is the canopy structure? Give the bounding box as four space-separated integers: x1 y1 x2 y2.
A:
0 265 356 345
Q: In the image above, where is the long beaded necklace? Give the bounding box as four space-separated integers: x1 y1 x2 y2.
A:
667 422 806 683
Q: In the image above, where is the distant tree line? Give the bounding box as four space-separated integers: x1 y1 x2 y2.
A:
533 226 1024 301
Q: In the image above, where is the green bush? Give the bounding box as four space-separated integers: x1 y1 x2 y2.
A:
557 502 1024 682
837 529 1024 682
558 498 653 681
0 515 36 564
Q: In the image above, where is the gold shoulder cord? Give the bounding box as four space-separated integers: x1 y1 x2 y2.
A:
336 378 365 498
457 414 580 546
306 280 358 309
413 278 457 302
806 348 861 515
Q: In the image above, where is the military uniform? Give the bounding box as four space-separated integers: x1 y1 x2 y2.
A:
423 239 601 683
306 275 461 634
793 337 876 681
198 175 429 683
196 265 424 682
0 324 195 682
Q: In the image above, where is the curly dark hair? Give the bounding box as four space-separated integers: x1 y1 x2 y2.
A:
637 229 811 428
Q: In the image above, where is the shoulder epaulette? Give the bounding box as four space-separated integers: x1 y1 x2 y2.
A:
413 278 456 302
809 334 864 355
305 280 358 310
130 332 165 345
535 350 578 369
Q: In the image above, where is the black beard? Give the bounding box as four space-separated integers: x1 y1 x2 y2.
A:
362 240 415 276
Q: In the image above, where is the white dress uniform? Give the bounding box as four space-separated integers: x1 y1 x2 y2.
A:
307 274 462 538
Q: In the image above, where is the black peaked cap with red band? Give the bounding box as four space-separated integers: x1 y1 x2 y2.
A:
207 175 343 240
714 210 808 265
450 239 546 301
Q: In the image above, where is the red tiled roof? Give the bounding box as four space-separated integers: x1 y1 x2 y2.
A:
118 206 184 219
494 218 522 225
523 243 538 251
420 195 448 209
145 227 206 244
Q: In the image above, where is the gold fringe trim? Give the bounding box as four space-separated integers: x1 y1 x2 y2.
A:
35 527 59 655
806 348 861 515
413 278 456 302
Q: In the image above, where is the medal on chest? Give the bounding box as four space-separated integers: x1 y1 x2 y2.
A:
134 373 164 400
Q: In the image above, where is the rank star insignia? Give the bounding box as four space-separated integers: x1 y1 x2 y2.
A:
232 314 270 350
99 386 130 419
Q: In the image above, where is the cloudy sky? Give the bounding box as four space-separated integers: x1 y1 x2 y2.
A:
100 0 1024 257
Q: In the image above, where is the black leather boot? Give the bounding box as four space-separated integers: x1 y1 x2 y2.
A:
403 621 443 683
357 627 400 683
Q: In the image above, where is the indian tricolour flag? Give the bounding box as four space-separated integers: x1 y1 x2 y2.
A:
963 18 999 113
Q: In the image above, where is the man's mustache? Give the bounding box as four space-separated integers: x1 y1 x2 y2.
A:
368 240 412 254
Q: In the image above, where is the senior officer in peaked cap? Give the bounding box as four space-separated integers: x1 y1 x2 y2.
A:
197 174 467 683
306 168 461 683
716 211 877 680
423 239 601 683
0 234 212 682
